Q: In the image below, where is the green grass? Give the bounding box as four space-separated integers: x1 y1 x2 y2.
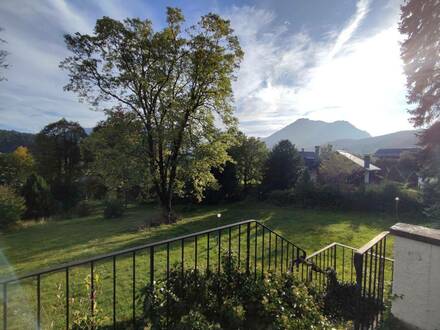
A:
0 200 429 329
0 200 427 277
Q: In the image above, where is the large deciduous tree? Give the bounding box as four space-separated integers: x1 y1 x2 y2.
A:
34 119 87 210
61 8 243 222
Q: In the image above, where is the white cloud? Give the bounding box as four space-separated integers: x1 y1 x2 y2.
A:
0 0 147 132
228 0 411 138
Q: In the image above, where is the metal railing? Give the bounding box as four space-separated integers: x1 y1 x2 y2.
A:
299 242 358 290
354 231 393 329
298 233 394 330
0 220 306 329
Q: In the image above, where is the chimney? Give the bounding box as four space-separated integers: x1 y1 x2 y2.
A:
301 148 305 153
364 155 371 184
364 155 370 169
315 146 320 162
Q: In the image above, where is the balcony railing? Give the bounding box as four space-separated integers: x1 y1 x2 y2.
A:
0 220 394 329
0 220 305 329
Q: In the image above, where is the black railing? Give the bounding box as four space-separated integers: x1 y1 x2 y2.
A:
298 234 394 330
0 220 306 329
354 231 393 329
300 242 358 290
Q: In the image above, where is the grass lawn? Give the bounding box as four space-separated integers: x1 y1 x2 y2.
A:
0 200 428 277
0 200 429 329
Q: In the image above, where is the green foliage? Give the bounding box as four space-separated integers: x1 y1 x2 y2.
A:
419 122 440 219
322 270 381 324
34 118 86 210
399 0 440 126
266 182 421 214
0 146 35 191
318 152 359 186
21 174 54 219
139 255 333 329
81 110 150 202
203 160 241 203
103 199 125 219
0 185 25 227
75 200 93 217
61 8 243 222
229 133 268 191
261 140 304 194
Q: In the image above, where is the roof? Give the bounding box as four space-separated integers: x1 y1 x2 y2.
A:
299 151 316 160
374 148 419 158
336 150 381 171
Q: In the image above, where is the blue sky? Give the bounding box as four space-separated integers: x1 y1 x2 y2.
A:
0 0 412 137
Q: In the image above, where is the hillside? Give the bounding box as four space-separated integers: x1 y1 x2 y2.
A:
0 129 35 153
329 130 420 155
263 118 371 148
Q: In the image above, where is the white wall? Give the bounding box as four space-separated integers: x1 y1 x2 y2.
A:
392 235 440 330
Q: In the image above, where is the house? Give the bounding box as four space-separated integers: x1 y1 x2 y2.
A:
336 150 381 184
374 148 420 160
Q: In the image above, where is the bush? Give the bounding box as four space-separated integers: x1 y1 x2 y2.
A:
265 181 422 215
75 200 93 217
21 174 54 219
103 199 125 219
139 254 334 329
0 185 25 228
266 189 293 206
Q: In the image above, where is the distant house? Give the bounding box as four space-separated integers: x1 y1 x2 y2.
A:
299 146 320 181
374 148 420 160
336 150 381 184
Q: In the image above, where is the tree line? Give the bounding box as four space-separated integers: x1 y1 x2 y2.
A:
1 111 317 227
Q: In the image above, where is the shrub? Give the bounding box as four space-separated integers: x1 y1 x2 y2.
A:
75 200 93 217
103 199 125 219
0 185 25 228
139 255 334 329
266 181 422 215
266 189 293 206
21 174 54 219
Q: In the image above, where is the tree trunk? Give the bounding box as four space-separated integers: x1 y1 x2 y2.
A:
158 189 174 224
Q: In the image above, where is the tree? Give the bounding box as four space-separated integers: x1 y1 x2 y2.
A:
0 27 8 81
82 109 150 204
0 146 34 191
261 140 303 193
398 150 420 180
21 174 54 219
0 185 25 228
400 1 440 216
418 121 440 217
61 8 243 222
399 0 440 126
229 133 268 192
318 152 357 186
34 119 87 210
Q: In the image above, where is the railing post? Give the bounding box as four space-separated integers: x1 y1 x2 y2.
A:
354 251 364 329
246 222 251 274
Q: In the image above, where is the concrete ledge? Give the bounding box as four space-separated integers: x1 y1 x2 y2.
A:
390 222 440 247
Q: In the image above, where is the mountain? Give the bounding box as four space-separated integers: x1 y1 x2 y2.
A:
329 130 420 155
0 130 35 153
263 118 371 148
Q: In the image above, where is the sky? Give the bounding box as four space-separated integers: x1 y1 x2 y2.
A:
0 0 413 137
